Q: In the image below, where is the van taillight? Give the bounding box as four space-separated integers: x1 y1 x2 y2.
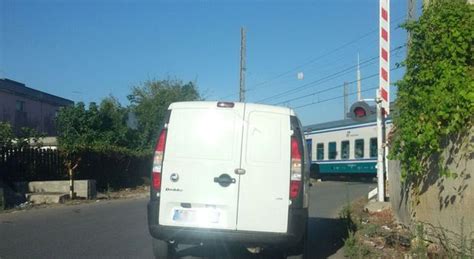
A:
152 129 167 191
290 136 302 200
290 181 300 199
152 173 161 190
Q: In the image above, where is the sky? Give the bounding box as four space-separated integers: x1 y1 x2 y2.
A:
0 0 418 125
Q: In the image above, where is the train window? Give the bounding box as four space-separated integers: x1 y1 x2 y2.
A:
370 138 377 158
306 139 312 161
355 139 364 158
316 143 324 160
328 142 337 160
341 141 350 159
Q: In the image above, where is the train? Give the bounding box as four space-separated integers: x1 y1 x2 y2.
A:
303 112 392 178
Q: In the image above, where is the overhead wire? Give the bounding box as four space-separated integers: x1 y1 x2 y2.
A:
292 86 380 109
265 58 379 104
248 16 403 89
258 44 405 104
274 72 378 105
284 65 403 109
219 14 408 100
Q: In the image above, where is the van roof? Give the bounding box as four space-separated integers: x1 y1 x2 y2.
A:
168 101 296 116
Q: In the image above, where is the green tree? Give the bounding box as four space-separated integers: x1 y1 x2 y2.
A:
0 122 43 148
390 0 474 182
56 102 89 150
57 99 138 151
56 78 201 195
127 79 201 149
56 102 89 198
16 127 44 148
0 122 14 148
96 97 141 149
56 100 140 197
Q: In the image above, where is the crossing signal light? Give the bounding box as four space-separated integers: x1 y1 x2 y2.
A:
347 101 375 122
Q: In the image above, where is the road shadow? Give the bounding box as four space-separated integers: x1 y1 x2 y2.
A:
0 180 27 208
307 217 347 259
170 217 347 259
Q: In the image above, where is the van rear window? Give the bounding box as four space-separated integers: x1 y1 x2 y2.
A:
245 111 283 163
165 108 237 161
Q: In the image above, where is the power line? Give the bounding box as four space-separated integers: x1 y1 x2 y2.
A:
257 56 379 103
244 15 407 89
219 15 407 101
258 45 405 103
220 52 375 101
277 65 403 107
292 86 379 109
223 47 375 99
274 71 379 105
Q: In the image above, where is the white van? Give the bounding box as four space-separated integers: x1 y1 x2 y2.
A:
147 101 310 258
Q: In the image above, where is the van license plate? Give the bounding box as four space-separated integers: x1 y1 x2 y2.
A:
172 209 220 224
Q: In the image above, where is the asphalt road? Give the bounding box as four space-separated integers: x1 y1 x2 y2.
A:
0 180 375 259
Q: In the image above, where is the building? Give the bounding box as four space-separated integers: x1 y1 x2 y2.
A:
0 78 73 136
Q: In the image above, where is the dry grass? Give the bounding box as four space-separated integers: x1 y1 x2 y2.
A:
342 198 412 258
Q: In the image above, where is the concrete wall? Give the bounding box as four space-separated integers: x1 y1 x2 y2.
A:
388 160 411 226
389 127 474 243
14 180 97 199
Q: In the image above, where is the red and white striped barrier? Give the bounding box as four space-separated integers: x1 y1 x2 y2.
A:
379 0 390 113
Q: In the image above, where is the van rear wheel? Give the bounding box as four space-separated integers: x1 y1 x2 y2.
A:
286 219 308 259
288 232 307 259
152 239 173 259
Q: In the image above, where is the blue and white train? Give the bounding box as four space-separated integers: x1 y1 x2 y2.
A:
303 115 392 178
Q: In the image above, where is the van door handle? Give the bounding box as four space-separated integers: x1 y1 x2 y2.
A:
214 174 236 187
234 168 246 175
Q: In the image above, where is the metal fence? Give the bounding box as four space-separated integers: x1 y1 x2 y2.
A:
0 147 152 191
0 148 65 183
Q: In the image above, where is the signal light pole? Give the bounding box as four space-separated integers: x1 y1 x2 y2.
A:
375 91 385 202
348 96 385 202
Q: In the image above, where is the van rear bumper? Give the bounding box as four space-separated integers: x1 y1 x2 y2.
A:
147 200 307 247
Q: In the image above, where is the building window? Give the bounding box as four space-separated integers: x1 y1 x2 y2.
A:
16 100 25 112
355 139 364 159
306 139 312 161
341 140 350 159
370 138 377 158
328 142 337 160
316 143 324 160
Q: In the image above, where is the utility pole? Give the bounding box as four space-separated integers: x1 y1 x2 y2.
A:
343 82 349 119
357 53 362 101
239 27 246 102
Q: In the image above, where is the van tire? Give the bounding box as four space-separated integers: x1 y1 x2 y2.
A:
286 220 308 259
152 239 170 259
288 234 307 259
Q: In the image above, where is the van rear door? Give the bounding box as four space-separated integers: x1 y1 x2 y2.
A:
158 102 244 230
236 106 291 233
